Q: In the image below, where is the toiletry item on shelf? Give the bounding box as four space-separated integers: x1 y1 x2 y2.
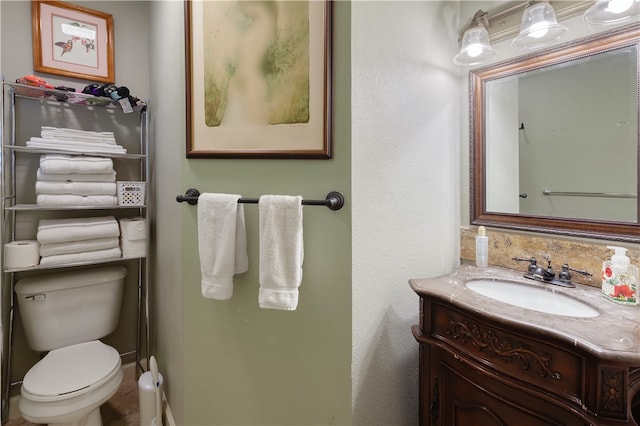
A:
119 217 147 258
4 241 40 268
602 246 638 305
475 226 488 268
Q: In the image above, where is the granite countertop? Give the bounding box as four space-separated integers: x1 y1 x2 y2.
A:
409 264 640 364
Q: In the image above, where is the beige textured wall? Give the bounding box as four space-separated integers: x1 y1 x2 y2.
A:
460 226 640 288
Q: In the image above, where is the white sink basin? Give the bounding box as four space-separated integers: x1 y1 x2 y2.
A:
466 279 599 318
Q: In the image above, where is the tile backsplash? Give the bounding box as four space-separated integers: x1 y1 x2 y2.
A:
460 226 640 288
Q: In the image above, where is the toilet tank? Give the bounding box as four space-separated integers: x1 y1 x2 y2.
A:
15 265 127 352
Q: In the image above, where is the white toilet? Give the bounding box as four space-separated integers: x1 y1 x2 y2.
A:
15 265 127 426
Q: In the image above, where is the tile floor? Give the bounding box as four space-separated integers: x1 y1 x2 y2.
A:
5 378 139 426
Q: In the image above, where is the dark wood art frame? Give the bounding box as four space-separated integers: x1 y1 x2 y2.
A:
184 0 333 159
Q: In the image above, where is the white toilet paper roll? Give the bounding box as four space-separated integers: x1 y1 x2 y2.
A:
4 241 40 268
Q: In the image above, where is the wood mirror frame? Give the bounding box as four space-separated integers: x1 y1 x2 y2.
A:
470 24 640 243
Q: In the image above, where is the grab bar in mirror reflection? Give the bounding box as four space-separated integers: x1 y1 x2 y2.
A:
542 189 637 199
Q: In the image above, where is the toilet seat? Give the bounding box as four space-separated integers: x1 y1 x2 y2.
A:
22 340 121 402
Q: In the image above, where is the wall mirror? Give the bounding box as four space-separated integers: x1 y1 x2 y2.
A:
471 24 640 242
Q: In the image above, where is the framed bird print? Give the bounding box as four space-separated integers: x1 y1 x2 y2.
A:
184 0 333 158
32 1 115 83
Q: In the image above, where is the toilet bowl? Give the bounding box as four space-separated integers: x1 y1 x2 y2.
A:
15 266 128 426
19 341 123 426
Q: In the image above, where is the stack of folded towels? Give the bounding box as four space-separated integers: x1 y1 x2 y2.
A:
26 126 127 155
36 216 121 266
36 154 118 207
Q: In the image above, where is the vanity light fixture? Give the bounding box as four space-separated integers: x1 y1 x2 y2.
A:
511 1 568 49
584 0 640 24
453 10 496 66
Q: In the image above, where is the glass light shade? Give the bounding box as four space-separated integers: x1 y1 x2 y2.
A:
584 0 640 24
453 26 496 66
511 2 568 49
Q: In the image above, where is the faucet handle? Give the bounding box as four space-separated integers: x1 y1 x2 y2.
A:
512 256 538 274
561 263 592 280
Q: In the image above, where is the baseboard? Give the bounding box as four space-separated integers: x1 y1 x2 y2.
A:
122 360 138 381
8 394 19 421
163 392 177 426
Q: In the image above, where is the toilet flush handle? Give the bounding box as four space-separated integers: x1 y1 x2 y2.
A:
24 294 45 302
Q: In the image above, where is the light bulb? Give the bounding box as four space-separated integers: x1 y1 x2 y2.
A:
467 43 483 58
528 23 550 39
584 0 640 24
607 0 634 13
512 2 567 49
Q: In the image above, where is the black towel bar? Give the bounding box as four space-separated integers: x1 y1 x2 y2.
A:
176 189 345 211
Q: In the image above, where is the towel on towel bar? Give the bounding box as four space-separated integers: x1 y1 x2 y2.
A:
258 195 304 311
37 216 120 244
39 246 122 266
197 193 248 300
36 194 118 207
40 155 114 175
36 181 116 196
39 237 120 257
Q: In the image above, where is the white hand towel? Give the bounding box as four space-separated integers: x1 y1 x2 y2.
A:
258 195 303 311
197 193 248 300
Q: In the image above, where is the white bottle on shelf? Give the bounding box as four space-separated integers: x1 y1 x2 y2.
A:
475 226 488 268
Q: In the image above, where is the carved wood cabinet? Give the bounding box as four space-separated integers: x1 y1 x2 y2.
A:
411 281 640 426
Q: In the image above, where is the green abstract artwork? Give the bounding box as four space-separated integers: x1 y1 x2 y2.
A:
202 1 310 127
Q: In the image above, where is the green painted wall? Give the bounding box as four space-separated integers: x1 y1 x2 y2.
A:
180 3 351 424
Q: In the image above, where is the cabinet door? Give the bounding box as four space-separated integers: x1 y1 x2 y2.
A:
427 345 586 426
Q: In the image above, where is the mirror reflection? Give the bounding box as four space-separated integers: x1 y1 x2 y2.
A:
471 25 640 241
485 45 638 222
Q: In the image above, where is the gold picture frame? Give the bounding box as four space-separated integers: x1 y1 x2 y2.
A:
185 0 333 159
32 1 115 83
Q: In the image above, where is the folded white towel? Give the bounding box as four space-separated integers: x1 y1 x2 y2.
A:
36 194 118 207
119 217 147 258
41 126 116 143
28 139 126 155
197 193 248 300
39 246 122 266
258 195 304 311
40 155 114 174
39 237 120 257
37 216 120 244
36 181 116 196
37 168 116 182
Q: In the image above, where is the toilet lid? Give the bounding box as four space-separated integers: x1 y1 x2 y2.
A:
23 340 120 397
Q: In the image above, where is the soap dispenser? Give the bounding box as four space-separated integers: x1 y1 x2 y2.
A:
602 246 638 305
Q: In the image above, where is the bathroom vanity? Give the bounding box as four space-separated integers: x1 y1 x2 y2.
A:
410 265 640 425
